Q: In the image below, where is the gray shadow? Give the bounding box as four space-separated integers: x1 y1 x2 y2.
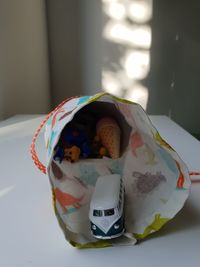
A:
138 200 200 242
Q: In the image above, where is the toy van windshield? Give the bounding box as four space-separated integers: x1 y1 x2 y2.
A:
89 174 125 239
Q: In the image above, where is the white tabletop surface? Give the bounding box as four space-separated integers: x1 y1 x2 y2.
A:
0 115 200 267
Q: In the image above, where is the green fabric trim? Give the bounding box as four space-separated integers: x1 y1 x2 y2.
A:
111 95 136 104
154 131 174 151
134 214 170 240
87 92 107 103
87 91 137 105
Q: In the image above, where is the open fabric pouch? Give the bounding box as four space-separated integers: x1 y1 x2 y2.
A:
31 92 191 248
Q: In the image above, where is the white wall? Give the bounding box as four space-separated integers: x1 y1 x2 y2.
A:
79 0 103 95
79 0 200 134
0 0 50 119
146 0 200 133
46 0 103 104
46 0 82 107
3 1 197 133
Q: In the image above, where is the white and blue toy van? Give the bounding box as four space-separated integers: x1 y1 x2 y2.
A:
89 174 125 239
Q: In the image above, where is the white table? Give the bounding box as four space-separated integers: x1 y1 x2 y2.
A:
0 115 200 267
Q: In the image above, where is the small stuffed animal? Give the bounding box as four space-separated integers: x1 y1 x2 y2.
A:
64 146 80 163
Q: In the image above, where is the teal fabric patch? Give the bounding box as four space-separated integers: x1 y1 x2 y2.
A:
79 164 99 186
48 130 57 156
158 147 178 175
77 96 90 105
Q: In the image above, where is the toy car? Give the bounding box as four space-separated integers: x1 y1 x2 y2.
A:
89 174 125 239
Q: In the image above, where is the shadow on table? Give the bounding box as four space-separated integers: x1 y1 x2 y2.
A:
138 200 200 242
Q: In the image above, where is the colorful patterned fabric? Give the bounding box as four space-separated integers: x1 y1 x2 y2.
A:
44 92 191 248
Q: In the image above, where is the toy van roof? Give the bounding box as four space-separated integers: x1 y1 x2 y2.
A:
90 174 121 210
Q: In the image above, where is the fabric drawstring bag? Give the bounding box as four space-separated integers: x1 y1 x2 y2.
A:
31 92 191 248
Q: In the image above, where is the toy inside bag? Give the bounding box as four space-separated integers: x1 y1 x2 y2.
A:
53 114 120 163
31 92 191 248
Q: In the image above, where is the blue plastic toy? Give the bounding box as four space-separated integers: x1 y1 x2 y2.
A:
53 145 65 163
62 127 91 158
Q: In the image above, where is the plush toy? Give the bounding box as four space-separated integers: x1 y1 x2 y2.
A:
64 146 80 163
54 116 119 163
96 117 121 159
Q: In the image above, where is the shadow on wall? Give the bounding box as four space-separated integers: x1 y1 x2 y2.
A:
102 0 152 110
46 0 200 134
146 0 200 134
102 0 200 134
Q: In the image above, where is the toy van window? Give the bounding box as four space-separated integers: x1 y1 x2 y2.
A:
93 210 103 217
104 208 115 216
